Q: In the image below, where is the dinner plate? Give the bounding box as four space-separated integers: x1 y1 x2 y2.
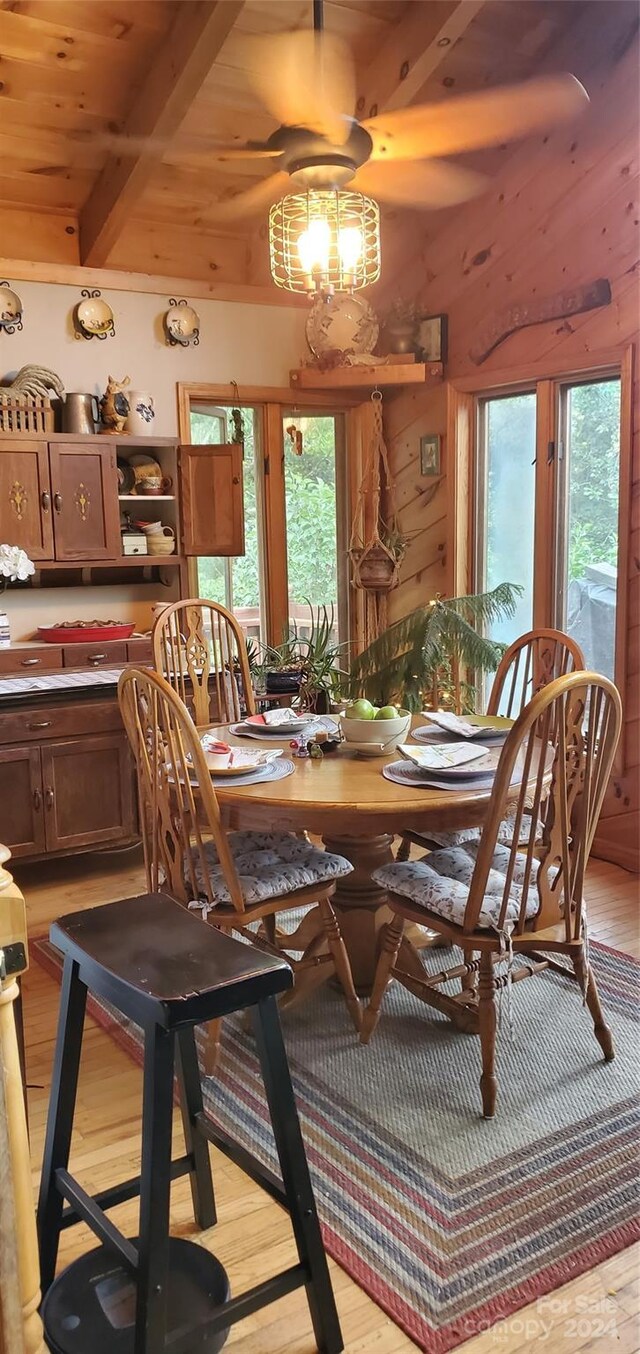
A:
165 302 200 344
0 284 23 328
76 294 115 335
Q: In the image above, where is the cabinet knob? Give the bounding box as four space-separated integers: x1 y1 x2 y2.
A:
44 787 54 810
21 658 41 667
32 787 42 811
27 720 51 729
232 476 240 484
53 492 63 513
41 490 51 511
88 654 107 664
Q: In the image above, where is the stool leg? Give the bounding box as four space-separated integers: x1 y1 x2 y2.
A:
175 1028 216 1229
37 956 87 1294
135 1024 175 1354
251 997 343 1354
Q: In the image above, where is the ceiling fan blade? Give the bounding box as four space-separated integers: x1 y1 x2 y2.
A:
363 74 589 162
89 129 280 165
248 30 355 144
206 171 291 221
353 158 488 208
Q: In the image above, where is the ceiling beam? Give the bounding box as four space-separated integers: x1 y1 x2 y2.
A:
79 0 244 268
357 1 485 118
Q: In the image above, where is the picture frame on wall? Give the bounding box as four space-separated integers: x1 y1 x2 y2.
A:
416 313 448 364
420 433 441 477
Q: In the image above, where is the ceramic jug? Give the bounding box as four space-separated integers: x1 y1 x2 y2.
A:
63 392 99 435
125 391 155 435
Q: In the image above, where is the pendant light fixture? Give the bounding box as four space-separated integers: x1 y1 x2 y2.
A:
269 187 380 295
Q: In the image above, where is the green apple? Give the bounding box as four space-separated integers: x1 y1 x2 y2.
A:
346 698 376 720
375 705 399 720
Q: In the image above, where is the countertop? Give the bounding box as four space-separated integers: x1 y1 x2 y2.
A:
0 668 126 706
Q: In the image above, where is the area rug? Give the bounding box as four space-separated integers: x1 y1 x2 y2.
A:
32 936 640 1353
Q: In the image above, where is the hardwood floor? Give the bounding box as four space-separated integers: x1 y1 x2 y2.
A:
17 845 640 1353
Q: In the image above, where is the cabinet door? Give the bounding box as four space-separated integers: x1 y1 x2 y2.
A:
0 440 53 559
41 733 136 851
49 443 120 560
0 746 45 857
179 443 244 556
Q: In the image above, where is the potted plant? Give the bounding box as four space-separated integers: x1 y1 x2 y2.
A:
383 297 420 355
248 604 349 713
345 583 522 712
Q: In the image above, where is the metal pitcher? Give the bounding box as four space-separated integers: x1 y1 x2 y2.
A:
63 392 99 435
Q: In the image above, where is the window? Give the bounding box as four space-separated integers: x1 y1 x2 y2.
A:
476 392 537 648
282 413 346 646
474 369 623 686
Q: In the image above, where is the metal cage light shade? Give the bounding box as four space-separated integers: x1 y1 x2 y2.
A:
269 189 381 294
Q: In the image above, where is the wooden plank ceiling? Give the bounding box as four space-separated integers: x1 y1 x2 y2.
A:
0 0 601 298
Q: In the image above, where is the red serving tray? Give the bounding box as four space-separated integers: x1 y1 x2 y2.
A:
37 623 135 644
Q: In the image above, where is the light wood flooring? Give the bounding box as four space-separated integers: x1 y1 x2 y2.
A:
16 846 640 1354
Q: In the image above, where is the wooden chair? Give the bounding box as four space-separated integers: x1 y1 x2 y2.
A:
152 597 256 728
398 627 585 860
118 667 361 1067
361 671 622 1117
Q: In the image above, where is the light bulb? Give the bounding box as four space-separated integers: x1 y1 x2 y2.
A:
338 225 363 274
297 218 331 279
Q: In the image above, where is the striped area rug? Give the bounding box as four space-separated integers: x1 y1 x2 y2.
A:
33 937 640 1352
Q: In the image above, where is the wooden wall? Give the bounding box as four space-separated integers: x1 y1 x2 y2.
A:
383 7 640 870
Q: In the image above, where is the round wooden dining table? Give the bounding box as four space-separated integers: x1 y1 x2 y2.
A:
202 715 522 993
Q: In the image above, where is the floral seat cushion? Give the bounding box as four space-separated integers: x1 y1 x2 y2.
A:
407 811 541 852
373 841 541 930
191 830 353 910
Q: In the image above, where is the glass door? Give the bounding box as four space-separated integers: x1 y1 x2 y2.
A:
555 377 621 678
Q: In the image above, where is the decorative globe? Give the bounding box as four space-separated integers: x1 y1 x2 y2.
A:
306 294 379 358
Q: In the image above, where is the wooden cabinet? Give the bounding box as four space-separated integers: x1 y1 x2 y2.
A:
0 647 62 674
49 443 120 560
0 440 54 559
0 698 138 860
0 746 46 858
41 733 136 851
180 443 244 556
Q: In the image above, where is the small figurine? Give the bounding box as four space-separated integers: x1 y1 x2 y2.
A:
99 374 130 434
285 423 303 455
230 407 245 446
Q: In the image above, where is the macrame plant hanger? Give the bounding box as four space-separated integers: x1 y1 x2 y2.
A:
349 389 404 646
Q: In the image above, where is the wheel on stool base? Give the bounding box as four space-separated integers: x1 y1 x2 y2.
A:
41 1237 230 1354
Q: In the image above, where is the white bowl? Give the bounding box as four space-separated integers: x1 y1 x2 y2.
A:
340 710 411 747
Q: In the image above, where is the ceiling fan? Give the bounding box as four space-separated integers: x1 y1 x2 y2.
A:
178 0 590 222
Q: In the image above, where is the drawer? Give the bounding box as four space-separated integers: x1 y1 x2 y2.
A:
62 642 128 669
0 647 63 674
0 699 124 745
126 637 153 663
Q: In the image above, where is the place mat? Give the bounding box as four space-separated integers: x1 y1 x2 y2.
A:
383 759 497 792
211 756 295 788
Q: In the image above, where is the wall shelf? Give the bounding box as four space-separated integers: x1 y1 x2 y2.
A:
289 361 443 391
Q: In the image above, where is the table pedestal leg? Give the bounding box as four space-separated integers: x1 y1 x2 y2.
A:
322 833 395 995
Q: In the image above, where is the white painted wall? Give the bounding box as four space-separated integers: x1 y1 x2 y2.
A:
0 279 306 638
0 281 306 435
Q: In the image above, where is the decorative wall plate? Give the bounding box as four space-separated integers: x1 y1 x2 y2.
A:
74 290 115 341
306 294 379 358
0 283 23 334
164 299 200 347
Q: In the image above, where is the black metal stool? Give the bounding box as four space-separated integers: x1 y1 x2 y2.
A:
37 893 343 1354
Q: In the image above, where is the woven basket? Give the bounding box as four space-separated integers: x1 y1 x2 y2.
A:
0 395 54 434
